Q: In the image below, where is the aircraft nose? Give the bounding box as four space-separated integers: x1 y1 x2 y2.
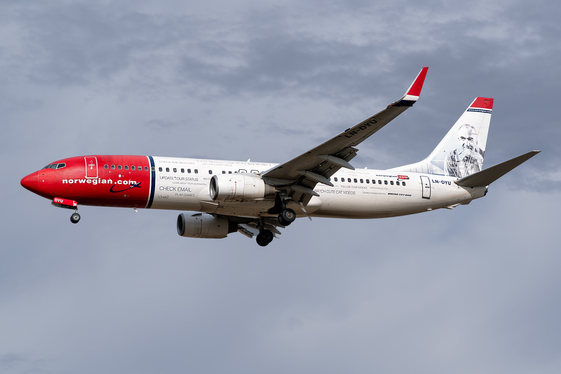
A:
21 171 39 193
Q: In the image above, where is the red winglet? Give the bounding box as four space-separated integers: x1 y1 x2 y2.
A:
406 67 429 97
471 97 494 110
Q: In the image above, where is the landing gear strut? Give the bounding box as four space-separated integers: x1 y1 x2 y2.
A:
256 229 274 247
70 211 81 224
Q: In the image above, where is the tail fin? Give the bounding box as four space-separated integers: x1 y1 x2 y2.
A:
391 97 493 177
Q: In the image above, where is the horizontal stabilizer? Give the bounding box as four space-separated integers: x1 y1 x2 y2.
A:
455 151 540 187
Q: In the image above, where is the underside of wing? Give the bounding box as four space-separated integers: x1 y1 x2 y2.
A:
262 67 429 205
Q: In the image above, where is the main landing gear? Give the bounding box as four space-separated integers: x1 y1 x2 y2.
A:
255 208 296 247
269 195 297 227
278 208 296 226
256 229 274 247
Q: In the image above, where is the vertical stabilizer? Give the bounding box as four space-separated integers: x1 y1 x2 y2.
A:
391 97 493 177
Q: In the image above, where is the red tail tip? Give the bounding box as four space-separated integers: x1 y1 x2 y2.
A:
471 97 494 110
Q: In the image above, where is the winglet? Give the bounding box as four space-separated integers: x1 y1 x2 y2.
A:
393 67 428 106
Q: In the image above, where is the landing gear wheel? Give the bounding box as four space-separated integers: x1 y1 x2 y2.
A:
70 212 81 224
256 229 274 247
278 208 296 226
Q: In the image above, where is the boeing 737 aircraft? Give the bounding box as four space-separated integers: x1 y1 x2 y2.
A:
21 68 539 246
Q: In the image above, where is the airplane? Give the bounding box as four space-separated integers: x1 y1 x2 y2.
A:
20 67 540 246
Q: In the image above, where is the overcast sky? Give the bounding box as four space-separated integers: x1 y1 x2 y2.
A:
2 1 561 373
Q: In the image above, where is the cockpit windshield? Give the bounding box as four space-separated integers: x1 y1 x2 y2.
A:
42 163 66 170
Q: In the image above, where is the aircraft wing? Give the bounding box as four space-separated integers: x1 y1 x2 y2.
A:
262 67 428 205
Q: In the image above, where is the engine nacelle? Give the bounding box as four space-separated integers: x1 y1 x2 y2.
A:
209 174 275 202
177 213 236 238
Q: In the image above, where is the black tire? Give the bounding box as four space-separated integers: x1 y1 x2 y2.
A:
278 208 296 226
70 213 81 224
256 229 274 246
256 235 268 247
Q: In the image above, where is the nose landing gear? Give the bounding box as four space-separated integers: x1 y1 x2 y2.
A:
51 198 81 224
70 211 81 224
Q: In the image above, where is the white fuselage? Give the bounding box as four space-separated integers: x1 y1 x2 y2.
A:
149 156 487 219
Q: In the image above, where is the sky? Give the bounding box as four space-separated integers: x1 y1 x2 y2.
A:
2 0 561 373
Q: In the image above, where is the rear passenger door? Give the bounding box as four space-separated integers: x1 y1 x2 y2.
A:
420 176 431 199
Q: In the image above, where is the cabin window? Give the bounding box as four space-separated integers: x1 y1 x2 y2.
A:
104 165 109 169
366 179 370 184
360 179 364 183
131 166 135 171
111 165 115 170
402 182 406 186
384 180 388 185
228 171 232 174
181 168 185 173
118 165 122 170
209 170 212 174
396 181 400 186
353 178 357 183
347 178 351 183
165 167 169 172
390 181 394 185
194 169 198 174
145 166 149 171
334 177 338 182
187 169 191 173
124 165 129 170
159 167 163 172
378 180 382 184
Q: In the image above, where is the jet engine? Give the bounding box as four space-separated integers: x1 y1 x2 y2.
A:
209 174 275 202
177 213 237 238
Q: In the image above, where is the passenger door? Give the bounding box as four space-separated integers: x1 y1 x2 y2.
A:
420 176 431 199
84 156 98 179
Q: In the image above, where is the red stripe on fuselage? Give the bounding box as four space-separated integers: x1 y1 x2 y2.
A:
33 155 151 208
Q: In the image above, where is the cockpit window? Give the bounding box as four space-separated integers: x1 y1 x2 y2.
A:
42 163 66 170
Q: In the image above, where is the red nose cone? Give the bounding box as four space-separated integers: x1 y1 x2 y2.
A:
21 172 39 193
